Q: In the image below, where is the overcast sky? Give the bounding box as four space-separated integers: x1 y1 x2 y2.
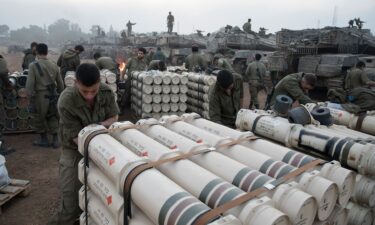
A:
1 0 375 34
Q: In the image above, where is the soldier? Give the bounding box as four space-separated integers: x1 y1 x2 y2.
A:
93 52 119 75
209 70 243 128
0 55 15 154
242 19 252 33
185 44 206 72
348 19 354 28
269 72 316 107
152 47 167 61
26 43 64 148
245 53 267 109
126 20 136 37
212 53 235 73
355 18 364 29
145 48 155 65
345 61 375 90
167 11 174 33
48 63 119 225
57 45 84 79
120 48 147 108
148 60 166 71
22 42 38 71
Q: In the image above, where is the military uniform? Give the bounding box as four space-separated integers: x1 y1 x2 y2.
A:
167 14 174 33
57 49 81 78
345 68 370 90
213 56 235 73
122 57 147 107
153 49 167 61
148 60 162 71
270 73 314 106
242 22 252 33
95 56 119 74
245 61 267 108
209 73 243 128
185 53 207 72
22 49 36 71
48 83 119 225
26 58 64 135
0 56 9 147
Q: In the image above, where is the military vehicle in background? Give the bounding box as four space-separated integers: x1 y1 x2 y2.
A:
268 26 375 90
231 50 274 75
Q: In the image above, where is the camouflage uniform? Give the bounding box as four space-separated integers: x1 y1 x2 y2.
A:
209 73 243 128
48 83 119 225
26 58 64 134
185 53 207 72
95 56 119 74
245 60 267 108
57 49 81 79
270 73 314 106
22 49 36 71
345 68 370 90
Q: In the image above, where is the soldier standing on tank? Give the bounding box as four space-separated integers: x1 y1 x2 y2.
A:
126 20 136 37
48 63 119 225
22 42 38 71
167 11 175 33
0 55 15 154
26 43 64 148
245 53 267 109
242 19 252 34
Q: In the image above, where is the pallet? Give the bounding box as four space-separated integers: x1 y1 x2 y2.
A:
0 179 31 215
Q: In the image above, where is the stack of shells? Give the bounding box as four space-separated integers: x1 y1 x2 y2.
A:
130 71 188 119
4 72 32 132
64 69 118 101
184 72 216 119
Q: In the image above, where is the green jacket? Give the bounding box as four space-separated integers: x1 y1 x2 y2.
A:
216 58 235 73
185 53 207 72
148 60 161 71
125 57 147 76
22 49 36 70
58 83 119 151
209 73 243 128
345 68 369 90
152 50 167 61
270 73 314 106
26 58 64 95
57 49 81 77
245 61 266 83
95 56 118 74
0 57 9 92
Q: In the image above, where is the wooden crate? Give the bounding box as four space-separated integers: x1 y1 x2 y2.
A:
0 179 31 215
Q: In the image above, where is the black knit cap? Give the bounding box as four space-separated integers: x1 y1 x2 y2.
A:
217 70 233 89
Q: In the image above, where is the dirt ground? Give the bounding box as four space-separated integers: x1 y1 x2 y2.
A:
0 47 263 225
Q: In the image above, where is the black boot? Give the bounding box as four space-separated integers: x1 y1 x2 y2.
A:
51 134 60 149
249 101 253 109
255 104 260 109
0 141 15 155
33 133 49 147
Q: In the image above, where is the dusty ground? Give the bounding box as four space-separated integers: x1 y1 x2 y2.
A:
0 47 261 225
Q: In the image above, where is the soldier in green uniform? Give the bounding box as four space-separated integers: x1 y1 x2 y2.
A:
345 61 375 90
270 72 316 107
212 53 235 72
209 70 243 128
167 11 174 33
57 45 84 79
126 20 136 37
145 48 155 65
148 60 166 71
48 63 119 225
22 42 37 71
93 52 119 75
26 43 64 148
185 45 206 72
242 19 252 34
120 48 147 108
245 53 267 109
0 55 14 154
152 47 167 61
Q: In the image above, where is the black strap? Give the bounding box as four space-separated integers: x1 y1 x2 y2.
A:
34 61 57 91
251 115 265 133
